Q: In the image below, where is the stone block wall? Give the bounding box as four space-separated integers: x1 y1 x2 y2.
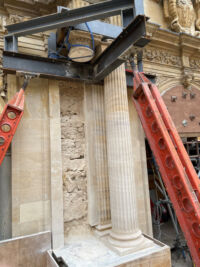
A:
8 76 51 237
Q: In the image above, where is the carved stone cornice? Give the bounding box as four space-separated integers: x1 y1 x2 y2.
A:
147 21 200 53
180 33 200 56
144 21 200 91
146 22 180 51
146 22 200 68
0 0 66 18
190 58 200 69
143 47 181 67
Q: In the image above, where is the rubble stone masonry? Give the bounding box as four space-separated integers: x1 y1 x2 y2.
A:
60 80 89 239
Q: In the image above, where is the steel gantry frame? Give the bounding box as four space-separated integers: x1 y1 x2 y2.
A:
3 0 148 83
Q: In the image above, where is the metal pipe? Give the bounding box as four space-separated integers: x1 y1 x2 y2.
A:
0 149 12 240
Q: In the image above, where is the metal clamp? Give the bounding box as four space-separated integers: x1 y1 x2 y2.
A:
16 71 40 90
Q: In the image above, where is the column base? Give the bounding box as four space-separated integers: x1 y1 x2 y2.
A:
52 234 171 267
104 230 154 256
94 223 112 237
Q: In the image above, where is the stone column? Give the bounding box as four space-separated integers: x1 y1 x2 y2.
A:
104 65 152 255
92 85 111 234
68 0 87 8
84 84 111 233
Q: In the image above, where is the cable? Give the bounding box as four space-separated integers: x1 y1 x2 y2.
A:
48 23 95 61
65 22 95 61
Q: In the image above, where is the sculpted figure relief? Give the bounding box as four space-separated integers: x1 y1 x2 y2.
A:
163 0 200 36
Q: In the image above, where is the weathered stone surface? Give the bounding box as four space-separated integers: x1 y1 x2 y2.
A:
8 76 51 238
53 235 171 267
60 81 87 236
49 80 64 249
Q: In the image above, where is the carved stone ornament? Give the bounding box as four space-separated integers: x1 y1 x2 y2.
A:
14 0 56 4
143 47 181 66
0 17 3 32
182 68 194 89
190 58 200 68
161 0 200 36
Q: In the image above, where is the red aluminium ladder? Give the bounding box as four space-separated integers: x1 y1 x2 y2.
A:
0 75 34 165
132 71 200 266
0 88 25 165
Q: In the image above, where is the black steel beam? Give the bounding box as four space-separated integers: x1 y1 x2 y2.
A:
4 36 18 52
3 51 93 82
57 6 123 39
74 21 122 39
5 0 134 37
3 15 149 82
122 9 134 28
134 0 145 16
93 15 149 81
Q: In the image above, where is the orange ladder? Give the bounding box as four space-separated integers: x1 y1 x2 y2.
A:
0 88 24 165
132 71 200 266
0 75 34 165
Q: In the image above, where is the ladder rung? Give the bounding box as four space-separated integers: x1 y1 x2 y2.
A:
133 72 200 266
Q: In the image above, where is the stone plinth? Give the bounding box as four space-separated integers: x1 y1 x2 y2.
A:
53 234 171 267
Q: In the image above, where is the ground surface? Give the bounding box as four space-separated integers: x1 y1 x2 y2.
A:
153 220 193 267
54 234 167 267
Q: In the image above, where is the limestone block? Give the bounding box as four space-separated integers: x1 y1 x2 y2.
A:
20 200 50 223
49 80 64 249
144 0 168 29
84 84 98 226
8 76 51 238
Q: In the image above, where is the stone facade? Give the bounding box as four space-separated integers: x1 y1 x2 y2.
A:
4 0 200 265
146 0 200 36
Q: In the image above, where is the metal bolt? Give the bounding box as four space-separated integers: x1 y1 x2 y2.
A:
171 96 177 102
190 92 196 99
182 120 188 127
182 92 187 99
190 115 195 121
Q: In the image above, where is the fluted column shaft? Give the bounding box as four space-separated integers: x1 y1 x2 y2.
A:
92 85 111 228
68 0 88 8
104 65 151 254
104 64 139 233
